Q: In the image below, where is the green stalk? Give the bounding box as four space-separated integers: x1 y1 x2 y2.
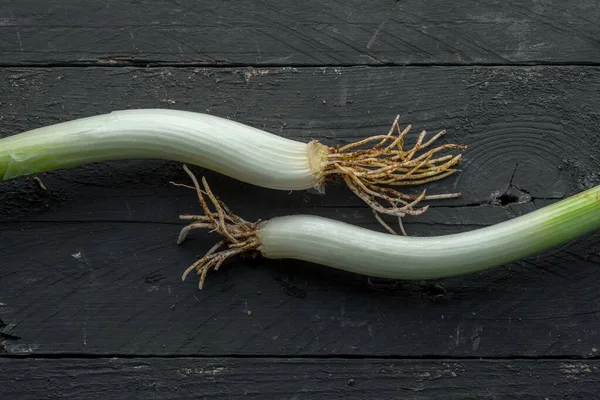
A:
261 184 600 280
0 109 318 190
174 173 600 288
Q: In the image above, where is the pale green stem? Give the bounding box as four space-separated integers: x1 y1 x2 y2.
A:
0 109 318 190
259 185 600 279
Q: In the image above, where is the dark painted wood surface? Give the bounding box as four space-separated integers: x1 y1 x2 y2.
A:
2 358 599 399
1 66 599 359
1 1 600 398
1 0 600 66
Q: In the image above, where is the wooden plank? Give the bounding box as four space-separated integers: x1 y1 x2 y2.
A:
1 0 600 66
1 66 599 357
1 357 599 399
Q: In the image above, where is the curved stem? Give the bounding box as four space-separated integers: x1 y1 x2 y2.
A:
0 109 317 190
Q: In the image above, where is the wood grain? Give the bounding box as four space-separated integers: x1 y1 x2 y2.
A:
2 0 599 397
1 66 599 357
1 0 599 66
1 357 599 399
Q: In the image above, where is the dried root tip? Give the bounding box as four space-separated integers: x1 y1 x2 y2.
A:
33 176 47 190
171 165 261 289
324 116 467 234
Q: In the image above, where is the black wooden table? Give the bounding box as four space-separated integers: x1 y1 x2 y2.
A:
1 1 600 398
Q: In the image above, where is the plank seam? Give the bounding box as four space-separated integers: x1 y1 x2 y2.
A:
2 354 600 361
2 62 600 68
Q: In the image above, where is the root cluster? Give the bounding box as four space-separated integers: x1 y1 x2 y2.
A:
324 116 466 234
172 165 260 289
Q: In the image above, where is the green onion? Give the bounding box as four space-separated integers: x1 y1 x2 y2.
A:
175 166 600 288
0 109 465 223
